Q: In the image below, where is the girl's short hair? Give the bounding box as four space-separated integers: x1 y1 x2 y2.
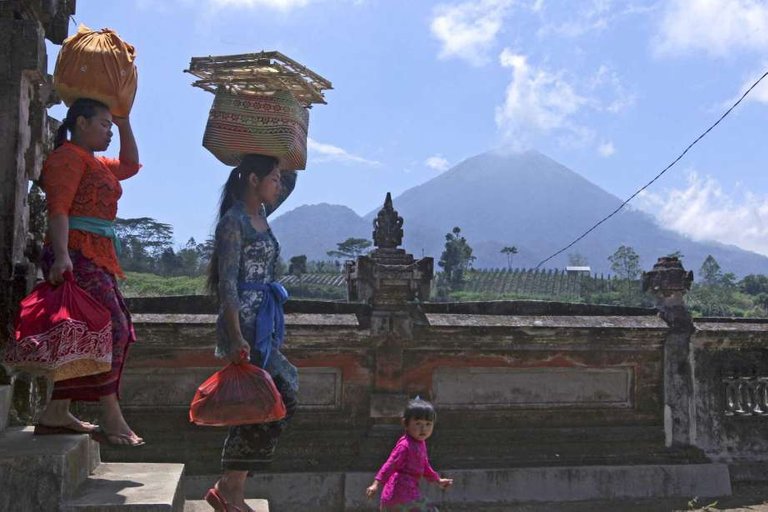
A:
403 397 436 423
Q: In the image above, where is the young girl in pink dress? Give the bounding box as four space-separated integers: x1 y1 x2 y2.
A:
366 398 453 512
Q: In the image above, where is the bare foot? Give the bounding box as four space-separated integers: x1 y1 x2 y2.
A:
216 478 247 511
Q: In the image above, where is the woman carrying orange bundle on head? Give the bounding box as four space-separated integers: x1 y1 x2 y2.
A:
35 97 144 447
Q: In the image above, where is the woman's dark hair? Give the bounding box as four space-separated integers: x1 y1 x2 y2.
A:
206 154 280 296
55 98 110 148
403 397 436 423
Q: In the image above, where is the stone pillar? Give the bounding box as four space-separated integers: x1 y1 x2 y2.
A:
0 1 74 418
642 256 695 447
345 193 433 423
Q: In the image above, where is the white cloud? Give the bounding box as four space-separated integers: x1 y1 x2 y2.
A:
654 0 768 57
597 141 615 157
495 50 589 147
589 65 636 113
638 172 768 257
307 138 381 166
425 155 451 171
537 1 655 39
494 51 635 148
538 0 612 38
726 66 768 106
430 0 515 66
208 0 312 9
206 0 365 10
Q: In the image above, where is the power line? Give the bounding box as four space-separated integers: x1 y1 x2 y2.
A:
535 70 768 269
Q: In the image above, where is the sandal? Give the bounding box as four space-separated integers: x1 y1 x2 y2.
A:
34 421 98 435
204 488 244 512
90 429 145 447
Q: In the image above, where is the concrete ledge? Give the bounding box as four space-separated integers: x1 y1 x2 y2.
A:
185 499 268 511
729 462 768 483
63 463 185 512
186 464 730 512
0 385 11 431
0 427 99 511
349 465 731 510
185 473 344 512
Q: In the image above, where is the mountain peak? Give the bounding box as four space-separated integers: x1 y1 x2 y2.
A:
274 149 768 275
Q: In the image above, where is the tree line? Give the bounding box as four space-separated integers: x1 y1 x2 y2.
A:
115 217 768 316
113 217 370 279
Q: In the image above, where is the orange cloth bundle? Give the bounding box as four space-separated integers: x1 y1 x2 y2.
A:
189 363 287 427
53 25 138 117
203 89 309 170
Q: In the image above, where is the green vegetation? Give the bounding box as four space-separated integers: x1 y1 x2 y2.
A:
437 268 653 306
119 272 206 298
111 217 768 317
437 226 476 298
326 237 372 260
500 245 518 270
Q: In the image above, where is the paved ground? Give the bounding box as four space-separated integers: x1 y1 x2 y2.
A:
440 482 768 511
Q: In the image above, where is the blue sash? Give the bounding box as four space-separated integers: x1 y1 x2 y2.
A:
237 281 289 368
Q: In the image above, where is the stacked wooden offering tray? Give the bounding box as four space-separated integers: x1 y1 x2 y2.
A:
185 51 332 170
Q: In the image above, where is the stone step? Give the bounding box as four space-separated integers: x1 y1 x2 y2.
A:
435 464 732 502
0 385 10 432
184 499 269 511
440 481 768 511
62 463 185 512
0 427 100 512
345 464 732 511
187 464 732 512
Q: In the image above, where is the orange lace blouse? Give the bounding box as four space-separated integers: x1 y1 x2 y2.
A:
41 142 141 278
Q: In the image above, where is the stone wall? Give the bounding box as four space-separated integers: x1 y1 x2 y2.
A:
0 0 75 423
691 318 768 461
95 299 672 474
0 0 73 347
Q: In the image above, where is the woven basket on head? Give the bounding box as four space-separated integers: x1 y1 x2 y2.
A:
186 51 332 169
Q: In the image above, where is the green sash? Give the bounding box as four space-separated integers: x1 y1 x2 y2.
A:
68 216 122 256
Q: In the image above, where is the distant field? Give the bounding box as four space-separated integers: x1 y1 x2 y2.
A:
118 269 616 302
119 272 206 297
119 272 346 300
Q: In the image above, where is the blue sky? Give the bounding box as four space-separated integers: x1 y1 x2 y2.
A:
48 0 768 256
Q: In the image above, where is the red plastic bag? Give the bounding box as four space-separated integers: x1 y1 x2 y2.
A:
3 271 112 382
189 362 287 427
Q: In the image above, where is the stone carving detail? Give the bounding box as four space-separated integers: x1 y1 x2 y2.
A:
345 193 433 338
642 256 693 296
723 376 768 417
372 192 403 250
642 256 694 333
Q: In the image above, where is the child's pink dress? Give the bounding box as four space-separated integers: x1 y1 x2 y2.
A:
375 433 441 510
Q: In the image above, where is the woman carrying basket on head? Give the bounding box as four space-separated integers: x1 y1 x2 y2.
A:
35 97 144 447
204 154 299 512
